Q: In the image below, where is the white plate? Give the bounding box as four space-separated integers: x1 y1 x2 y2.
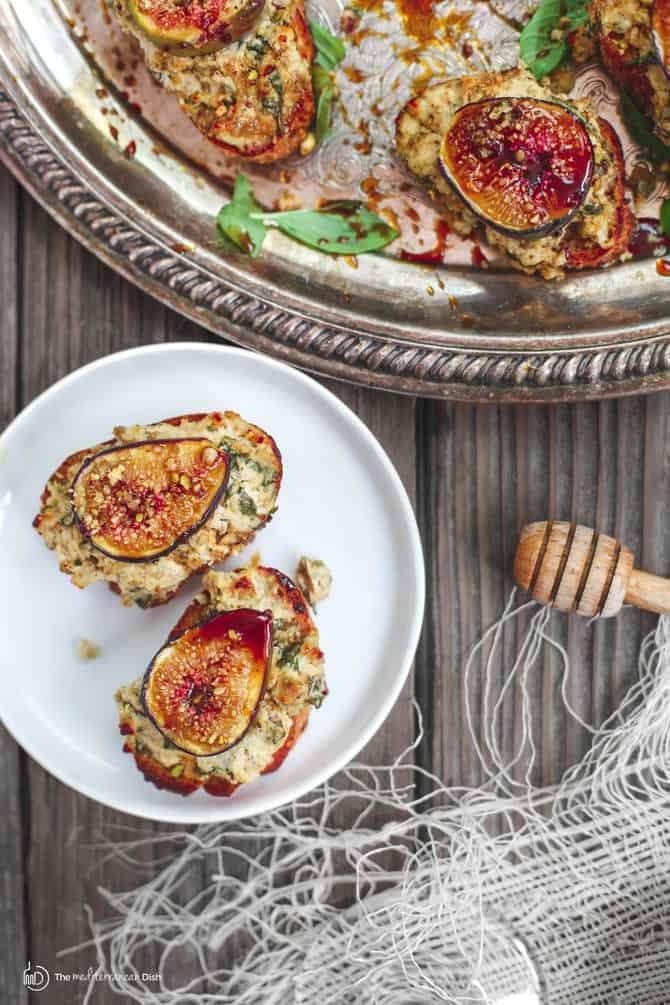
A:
0 344 424 823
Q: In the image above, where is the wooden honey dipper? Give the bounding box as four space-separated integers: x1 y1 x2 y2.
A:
513 521 670 618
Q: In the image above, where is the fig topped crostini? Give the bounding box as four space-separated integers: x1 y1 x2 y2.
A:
33 411 282 607
117 562 327 797
113 0 315 163
396 67 633 278
589 0 670 145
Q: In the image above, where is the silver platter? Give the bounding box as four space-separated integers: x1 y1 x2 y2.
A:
2 0 670 401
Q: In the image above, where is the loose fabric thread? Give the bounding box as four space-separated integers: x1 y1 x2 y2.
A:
70 599 670 1004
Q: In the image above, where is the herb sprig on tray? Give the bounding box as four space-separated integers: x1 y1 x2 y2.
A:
620 92 670 164
661 198 670 237
217 174 398 258
519 0 589 79
309 21 346 143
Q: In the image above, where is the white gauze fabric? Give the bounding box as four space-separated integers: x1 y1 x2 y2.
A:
71 597 670 1004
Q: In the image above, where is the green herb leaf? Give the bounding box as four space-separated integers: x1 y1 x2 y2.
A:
216 174 267 256
308 675 325 708
565 0 589 28
520 0 567 78
218 438 239 475
314 64 336 144
217 178 397 258
268 202 398 254
238 488 257 516
661 199 670 236
309 20 346 71
309 21 345 142
620 91 670 164
519 0 588 79
278 640 302 669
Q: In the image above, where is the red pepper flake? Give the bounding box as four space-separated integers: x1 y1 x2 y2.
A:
341 8 361 32
109 125 119 142
399 219 450 263
123 140 137 160
471 245 488 269
95 87 108 99
629 218 670 260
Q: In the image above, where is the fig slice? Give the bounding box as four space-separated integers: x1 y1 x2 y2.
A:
653 0 670 76
72 438 229 562
126 0 265 53
142 609 272 756
439 97 594 238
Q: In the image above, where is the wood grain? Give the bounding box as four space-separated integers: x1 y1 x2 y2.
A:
322 380 418 769
0 166 28 1005
15 186 210 1004
415 400 668 796
1 162 669 1001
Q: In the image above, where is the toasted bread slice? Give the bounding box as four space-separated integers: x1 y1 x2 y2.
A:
395 67 632 278
113 0 314 163
589 0 670 145
33 411 282 608
117 563 327 797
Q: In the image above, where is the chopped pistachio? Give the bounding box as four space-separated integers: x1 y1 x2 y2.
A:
76 638 101 661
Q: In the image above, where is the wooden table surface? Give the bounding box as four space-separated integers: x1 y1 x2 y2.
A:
1 161 669 1003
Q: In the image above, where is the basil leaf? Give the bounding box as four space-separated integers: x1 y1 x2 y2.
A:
216 174 267 256
309 20 346 72
519 0 588 78
309 21 345 142
216 177 397 258
520 0 568 78
267 203 398 254
565 0 589 26
315 78 336 144
661 199 670 236
620 91 670 164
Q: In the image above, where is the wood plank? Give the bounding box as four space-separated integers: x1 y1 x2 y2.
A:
0 165 28 1005
17 188 210 1004
14 185 418 1000
322 381 417 768
7 156 670 1004
419 398 668 801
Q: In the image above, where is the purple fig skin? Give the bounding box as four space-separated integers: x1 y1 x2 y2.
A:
438 97 595 240
141 608 272 757
71 437 230 564
126 0 266 53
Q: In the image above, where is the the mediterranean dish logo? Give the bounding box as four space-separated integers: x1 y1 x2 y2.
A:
23 963 160 989
22 962 50 992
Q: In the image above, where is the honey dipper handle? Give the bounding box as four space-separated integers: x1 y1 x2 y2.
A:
624 569 670 615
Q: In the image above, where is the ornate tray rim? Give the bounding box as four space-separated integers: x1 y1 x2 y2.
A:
1 80 669 402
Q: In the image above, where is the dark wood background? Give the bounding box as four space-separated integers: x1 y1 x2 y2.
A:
1 161 669 1002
